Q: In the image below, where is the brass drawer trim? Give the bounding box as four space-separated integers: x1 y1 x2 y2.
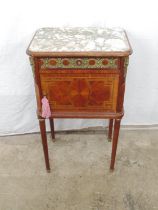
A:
39 57 119 69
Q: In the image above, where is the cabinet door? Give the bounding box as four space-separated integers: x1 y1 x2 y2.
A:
40 70 119 113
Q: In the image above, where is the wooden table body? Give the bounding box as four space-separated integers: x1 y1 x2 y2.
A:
29 55 129 172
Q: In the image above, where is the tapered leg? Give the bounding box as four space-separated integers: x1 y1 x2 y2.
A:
108 119 113 142
110 119 121 170
49 118 55 141
39 119 50 172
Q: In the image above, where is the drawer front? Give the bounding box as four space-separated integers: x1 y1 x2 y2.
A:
40 72 119 113
39 57 120 70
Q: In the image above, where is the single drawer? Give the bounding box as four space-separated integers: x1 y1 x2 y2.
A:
40 71 119 113
39 57 120 70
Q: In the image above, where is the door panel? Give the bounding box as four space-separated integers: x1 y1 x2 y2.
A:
40 72 119 113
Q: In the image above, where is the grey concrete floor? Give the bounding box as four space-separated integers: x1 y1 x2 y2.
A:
0 128 158 210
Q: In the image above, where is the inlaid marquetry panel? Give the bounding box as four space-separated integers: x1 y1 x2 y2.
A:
40 73 119 112
39 57 119 69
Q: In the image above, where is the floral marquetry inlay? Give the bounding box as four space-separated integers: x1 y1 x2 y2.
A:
40 75 119 112
39 57 119 69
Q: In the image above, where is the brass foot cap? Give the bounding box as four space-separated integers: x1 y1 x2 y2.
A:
52 138 55 142
108 138 112 142
47 169 51 173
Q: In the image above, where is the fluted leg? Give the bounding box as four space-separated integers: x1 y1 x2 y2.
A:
108 119 113 142
49 118 55 141
39 119 50 172
110 119 121 170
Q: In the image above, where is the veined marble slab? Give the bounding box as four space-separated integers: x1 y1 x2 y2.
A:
27 27 131 55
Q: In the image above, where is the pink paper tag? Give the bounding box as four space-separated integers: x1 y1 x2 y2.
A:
41 96 51 118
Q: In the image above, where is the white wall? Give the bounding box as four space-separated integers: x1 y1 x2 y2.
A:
0 0 158 135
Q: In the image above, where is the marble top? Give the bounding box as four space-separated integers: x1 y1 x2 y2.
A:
27 27 131 55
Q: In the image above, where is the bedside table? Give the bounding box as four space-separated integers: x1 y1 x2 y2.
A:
26 27 132 172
